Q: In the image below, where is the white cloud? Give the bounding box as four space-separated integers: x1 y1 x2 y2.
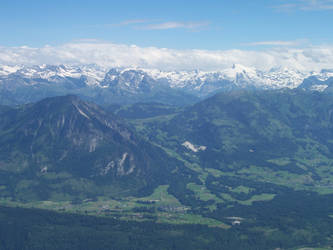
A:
245 40 302 46
300 0 333 10
141 21 210 30
275 0 333 11
0 42 333 72
98 20 209 31
120 19 148 25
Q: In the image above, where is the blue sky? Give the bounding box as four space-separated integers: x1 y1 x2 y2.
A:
0 0 333 71
1 0 333 50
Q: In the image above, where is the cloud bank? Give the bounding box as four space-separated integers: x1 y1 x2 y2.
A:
0 41 333 72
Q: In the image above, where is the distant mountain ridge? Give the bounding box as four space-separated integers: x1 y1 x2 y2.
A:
1 64 333 105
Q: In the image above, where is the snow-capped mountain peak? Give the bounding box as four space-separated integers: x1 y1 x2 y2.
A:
315 69 333 81
0 65 23 76
0 64 108 86
0 64 332 98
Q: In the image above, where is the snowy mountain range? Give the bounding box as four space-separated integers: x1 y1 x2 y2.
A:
1 64 333 105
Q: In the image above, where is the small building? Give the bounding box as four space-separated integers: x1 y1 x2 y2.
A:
232 220 241 226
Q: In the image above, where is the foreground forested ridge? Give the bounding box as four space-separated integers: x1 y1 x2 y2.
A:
1 205 333 250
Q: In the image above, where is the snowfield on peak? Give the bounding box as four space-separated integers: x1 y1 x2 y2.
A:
141 65 310 89
0 64 108 86
315 69 333 82
0 65 23 76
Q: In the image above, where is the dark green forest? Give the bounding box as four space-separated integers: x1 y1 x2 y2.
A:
1 203 333 250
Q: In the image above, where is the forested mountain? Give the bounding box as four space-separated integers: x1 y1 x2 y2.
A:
0 95 190 200
135 89 333 194
2 90 333 249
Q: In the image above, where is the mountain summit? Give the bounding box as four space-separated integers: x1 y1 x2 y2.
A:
0 95 185 200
